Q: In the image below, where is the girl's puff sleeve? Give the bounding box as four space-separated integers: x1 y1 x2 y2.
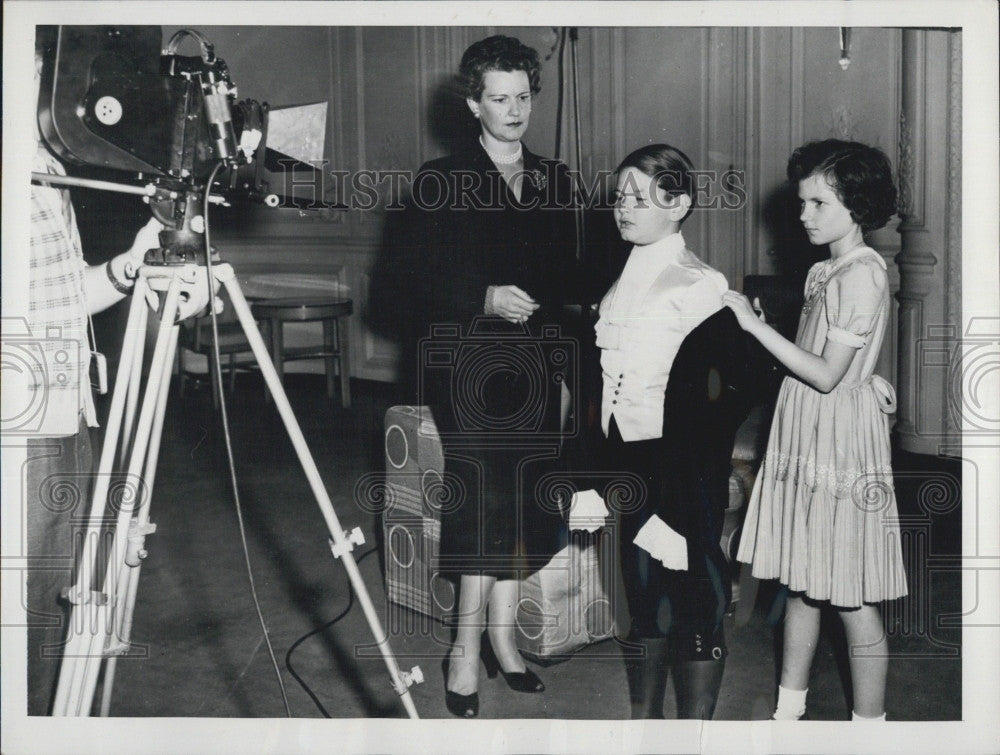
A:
824 258 887 348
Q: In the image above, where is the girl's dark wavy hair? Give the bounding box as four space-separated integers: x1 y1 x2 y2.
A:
459 35 541 102
787 139 898 232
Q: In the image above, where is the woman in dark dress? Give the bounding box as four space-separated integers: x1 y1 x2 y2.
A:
404 35 581 718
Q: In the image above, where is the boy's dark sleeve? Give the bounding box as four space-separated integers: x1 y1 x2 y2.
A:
658 310 753 571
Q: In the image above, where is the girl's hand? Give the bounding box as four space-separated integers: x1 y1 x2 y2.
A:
722 290 763 332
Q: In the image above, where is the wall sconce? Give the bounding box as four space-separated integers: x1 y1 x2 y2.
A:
839 27 852 70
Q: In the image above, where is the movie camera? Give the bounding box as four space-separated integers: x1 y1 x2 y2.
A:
36 25 284 262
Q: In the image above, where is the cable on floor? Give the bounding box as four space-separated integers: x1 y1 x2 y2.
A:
284 545 380 718
203 161 292 717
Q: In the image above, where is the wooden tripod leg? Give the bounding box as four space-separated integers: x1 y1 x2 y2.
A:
52 281 147 715
221 269 419 719
53 273 185 716
100 324 180 716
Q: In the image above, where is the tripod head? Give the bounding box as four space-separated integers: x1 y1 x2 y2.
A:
144 188 222 267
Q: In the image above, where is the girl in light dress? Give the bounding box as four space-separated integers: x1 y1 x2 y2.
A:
723 139 907 721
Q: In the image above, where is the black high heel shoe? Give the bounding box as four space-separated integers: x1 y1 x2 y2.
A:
480 632 545 693
442 656 479 718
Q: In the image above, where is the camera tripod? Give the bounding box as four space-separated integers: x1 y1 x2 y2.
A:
51 260 422 718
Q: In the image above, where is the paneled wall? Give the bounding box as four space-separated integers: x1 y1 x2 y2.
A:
163 26 959 448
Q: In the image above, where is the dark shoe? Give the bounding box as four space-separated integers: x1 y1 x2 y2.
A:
445 689 480 718
481 632 545 692
499 667 545 693
442 656 479 718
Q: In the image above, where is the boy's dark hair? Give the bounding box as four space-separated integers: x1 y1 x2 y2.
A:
616 143 696 221
459 35 541 102
787 139 898 232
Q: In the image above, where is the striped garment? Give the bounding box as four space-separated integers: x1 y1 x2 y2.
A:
27 147 96 436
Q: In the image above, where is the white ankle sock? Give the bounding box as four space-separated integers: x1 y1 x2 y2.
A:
772 685 807 720
852 711 886 721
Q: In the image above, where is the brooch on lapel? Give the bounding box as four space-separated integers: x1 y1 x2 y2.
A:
529 169 547 190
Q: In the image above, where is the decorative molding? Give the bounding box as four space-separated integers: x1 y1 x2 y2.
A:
898 30 927 230
895 30 956 452
699 27 711 261
328 28 346 228
732 26 749 285
889 28 903 188
790 28 805 147
828 104 856 140
611 28 626 165
946 31 962 313
750 28 768 276
892 298 924 438
354 28 375 228
588 29 605 174
354 28 367 174
945 31 963 440
416 26 431 163
897 109 915 221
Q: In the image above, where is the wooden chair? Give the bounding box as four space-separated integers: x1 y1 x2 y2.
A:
250 297 353 408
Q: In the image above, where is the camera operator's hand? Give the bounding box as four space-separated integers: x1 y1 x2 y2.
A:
127 217 164 269
86 218 166 315
173 266 223 322
486 284 540 324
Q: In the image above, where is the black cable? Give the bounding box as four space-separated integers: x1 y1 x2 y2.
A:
165 28 215 62
284 545 380 718
202 162 292 717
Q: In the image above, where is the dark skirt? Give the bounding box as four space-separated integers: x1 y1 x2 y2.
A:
428 313 573 581
436 445 567 581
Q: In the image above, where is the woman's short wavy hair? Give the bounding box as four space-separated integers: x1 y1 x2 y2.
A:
787 139 898 232
459 35 541 102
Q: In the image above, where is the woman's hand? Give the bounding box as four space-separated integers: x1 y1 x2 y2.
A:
722 290 764 332
487 284 540 324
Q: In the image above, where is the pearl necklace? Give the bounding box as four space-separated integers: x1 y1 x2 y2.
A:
480 136 523 165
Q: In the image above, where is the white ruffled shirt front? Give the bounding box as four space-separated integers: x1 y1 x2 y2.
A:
596 231 726 442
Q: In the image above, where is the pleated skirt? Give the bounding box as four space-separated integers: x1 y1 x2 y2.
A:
736 375 908 607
